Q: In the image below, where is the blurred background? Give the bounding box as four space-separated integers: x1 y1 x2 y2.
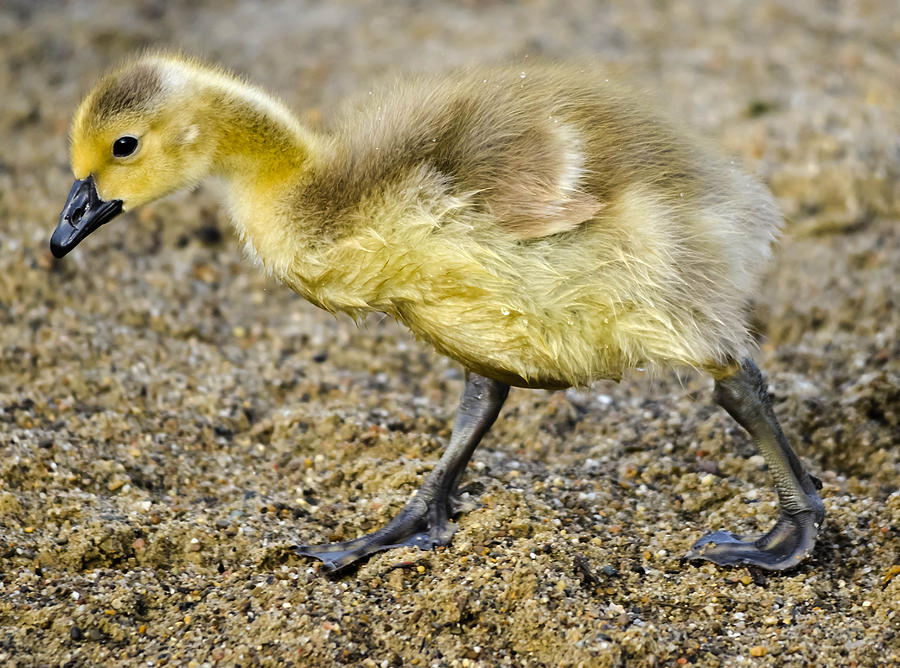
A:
1 1 898 666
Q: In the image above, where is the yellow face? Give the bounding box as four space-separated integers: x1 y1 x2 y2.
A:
53 64 220 259
70 102 211 211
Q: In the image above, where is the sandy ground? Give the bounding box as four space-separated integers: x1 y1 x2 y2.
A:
1 0 898 665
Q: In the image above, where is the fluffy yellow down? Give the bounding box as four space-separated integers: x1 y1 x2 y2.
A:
70 53 780 388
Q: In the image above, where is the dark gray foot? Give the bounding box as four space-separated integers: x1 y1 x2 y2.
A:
686 358 825 571
296 372 509 573
295 496 457 572
686 507 822 570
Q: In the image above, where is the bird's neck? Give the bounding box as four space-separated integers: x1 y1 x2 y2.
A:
201 80 317 190
190 74 324 277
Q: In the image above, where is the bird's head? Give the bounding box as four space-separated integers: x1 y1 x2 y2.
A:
52 55 216 257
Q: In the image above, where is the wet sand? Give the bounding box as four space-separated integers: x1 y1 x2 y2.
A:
0 1 898 665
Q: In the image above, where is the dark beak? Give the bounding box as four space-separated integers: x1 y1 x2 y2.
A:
51 175 123 258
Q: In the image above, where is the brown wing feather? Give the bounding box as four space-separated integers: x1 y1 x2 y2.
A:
490 184 604 240
310 66 606 240
421 77 605 240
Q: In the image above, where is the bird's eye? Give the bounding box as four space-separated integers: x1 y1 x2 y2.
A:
112 135 139 158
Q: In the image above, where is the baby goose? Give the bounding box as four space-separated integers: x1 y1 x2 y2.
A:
53 53 824 572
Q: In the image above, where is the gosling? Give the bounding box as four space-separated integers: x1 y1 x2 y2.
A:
52 53 824 572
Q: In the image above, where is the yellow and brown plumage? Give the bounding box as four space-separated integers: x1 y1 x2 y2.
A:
54 53 824 572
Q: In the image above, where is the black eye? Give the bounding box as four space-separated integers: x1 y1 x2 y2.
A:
112 135 139 158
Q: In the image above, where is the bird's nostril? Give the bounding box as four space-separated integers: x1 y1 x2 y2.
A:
70 204 86 224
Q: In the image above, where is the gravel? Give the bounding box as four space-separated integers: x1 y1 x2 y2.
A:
1 1 897 665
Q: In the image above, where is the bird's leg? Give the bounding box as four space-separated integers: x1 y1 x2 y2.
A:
685 358 825 570
295 372 509 572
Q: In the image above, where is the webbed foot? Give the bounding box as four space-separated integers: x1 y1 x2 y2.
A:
688 358 826 571
685 507 822 570
295 496 458 572
296 372 509 573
